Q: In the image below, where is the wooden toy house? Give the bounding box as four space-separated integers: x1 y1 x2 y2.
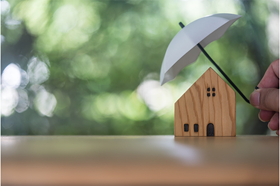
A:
174 67 236 137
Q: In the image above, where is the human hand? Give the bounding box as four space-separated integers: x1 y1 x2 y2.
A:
250 59 279 135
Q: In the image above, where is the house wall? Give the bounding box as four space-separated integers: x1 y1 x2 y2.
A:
174 68 236 137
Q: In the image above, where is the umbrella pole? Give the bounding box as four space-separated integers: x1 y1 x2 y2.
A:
196 43 250 104
179 22 250 104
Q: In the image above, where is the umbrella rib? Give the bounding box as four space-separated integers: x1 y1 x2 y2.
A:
179 22 250 104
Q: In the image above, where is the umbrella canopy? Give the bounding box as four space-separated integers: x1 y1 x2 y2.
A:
160 13 241 85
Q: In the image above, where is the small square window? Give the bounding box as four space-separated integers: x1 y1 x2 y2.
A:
207 88 210 91
194 124 199 132
212 87 215 91
207 93 210 97
184 124 189 132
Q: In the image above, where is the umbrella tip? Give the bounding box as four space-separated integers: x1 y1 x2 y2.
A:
179 22 185 28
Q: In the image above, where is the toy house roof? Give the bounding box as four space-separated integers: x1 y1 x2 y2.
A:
176 67 235 102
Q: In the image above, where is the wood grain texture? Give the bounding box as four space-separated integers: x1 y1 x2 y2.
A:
1 136 278 186
174 67 236 137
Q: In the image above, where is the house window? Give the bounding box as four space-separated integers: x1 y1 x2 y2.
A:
207 87 210 97
207 87 216 97
184 124 189 132
194 124 199 132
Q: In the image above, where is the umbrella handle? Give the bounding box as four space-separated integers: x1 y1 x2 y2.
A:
179 22 250 104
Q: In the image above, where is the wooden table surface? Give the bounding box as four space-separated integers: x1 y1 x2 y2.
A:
1 135 279 186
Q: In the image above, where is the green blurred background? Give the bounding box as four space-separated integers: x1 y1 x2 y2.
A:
1 0 279 135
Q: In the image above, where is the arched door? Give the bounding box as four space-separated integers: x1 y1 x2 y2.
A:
207 123 215 136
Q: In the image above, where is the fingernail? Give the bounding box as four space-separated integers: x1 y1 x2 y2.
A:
267 123 274 131
258 112 267 122
250 89 260 107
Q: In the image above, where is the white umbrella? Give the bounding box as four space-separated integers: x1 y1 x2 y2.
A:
160 13 249 103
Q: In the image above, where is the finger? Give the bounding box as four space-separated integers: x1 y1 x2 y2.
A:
258 59 279 88
250 88 279 112
258 110 275 122
268 113 279 131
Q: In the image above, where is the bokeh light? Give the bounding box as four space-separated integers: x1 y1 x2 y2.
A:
34 88 57 117
1 87 18 116
27 57 49 85
2 63 21 88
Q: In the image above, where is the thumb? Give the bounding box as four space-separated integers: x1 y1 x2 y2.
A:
250 88 279 112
